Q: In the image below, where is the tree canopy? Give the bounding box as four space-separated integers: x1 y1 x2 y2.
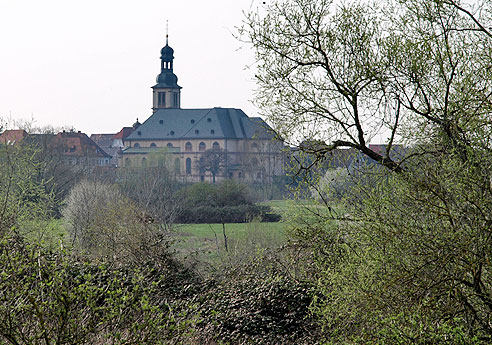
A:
242 0 492 170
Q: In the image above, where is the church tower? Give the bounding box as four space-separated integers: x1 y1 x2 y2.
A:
152 34 181 112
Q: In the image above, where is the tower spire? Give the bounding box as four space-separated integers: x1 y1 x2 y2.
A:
152 22 181 111
166 20 169 45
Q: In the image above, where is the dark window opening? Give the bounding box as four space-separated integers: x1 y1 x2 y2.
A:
199 142 206 151
158 92 166 106
195 130 199 134
167 143 173 148
186 158 191 174
185 142 192 152
173 93 179 107
159 119 164 124
150 143 157 147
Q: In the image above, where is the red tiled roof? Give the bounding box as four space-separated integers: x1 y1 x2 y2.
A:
113 127 134 139
53 131 111 158
0 129 28 143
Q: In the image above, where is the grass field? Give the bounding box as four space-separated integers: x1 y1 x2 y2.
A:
19 200 304 268
172 221 287 268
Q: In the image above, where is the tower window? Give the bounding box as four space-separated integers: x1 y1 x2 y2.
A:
173 93 179 107
158 92 166 106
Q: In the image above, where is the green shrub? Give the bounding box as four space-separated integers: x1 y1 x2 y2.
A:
178 204 280 223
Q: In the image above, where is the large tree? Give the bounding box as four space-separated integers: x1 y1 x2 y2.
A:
242 0 492 170
243 0 492 342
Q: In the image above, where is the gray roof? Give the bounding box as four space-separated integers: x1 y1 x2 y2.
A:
125 107 275 141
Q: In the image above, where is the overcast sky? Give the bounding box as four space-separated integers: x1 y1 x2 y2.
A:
0 0 261 134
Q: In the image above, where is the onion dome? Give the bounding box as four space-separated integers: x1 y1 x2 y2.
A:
160 44 174 62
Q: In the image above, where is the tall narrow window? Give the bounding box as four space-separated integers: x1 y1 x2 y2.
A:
174 158 180 174
199 142 206 151
173 93 179 107
185 142 192 152
158 92 166 106
186 158 191 174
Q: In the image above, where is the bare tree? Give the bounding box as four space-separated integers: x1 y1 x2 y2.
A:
197 148 228 183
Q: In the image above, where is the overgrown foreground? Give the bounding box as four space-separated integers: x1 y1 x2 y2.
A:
0 144 317 345
0 232 316 345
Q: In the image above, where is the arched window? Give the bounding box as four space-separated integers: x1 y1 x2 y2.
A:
212 141 220 151
134 143 140 148
199 142 206 152
142 157 147 167
185 142 192 152
174 158 180 174
150 143 157 147
186 158 192 174
167 143 173 148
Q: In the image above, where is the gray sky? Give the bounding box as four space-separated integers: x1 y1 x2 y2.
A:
0 0 260 134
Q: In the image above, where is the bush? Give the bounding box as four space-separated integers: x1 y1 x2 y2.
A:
178 204 280 223
193 276 317 345
178 181 280 223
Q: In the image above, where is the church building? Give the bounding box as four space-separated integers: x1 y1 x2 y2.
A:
120 35 284 183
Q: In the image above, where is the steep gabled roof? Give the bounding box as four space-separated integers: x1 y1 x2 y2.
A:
90 134 114 148
113 127 134 140
125 107 276 141
0 129 28 144
54 132 111 158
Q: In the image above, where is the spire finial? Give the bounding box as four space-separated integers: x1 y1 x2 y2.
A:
166 20 169 45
